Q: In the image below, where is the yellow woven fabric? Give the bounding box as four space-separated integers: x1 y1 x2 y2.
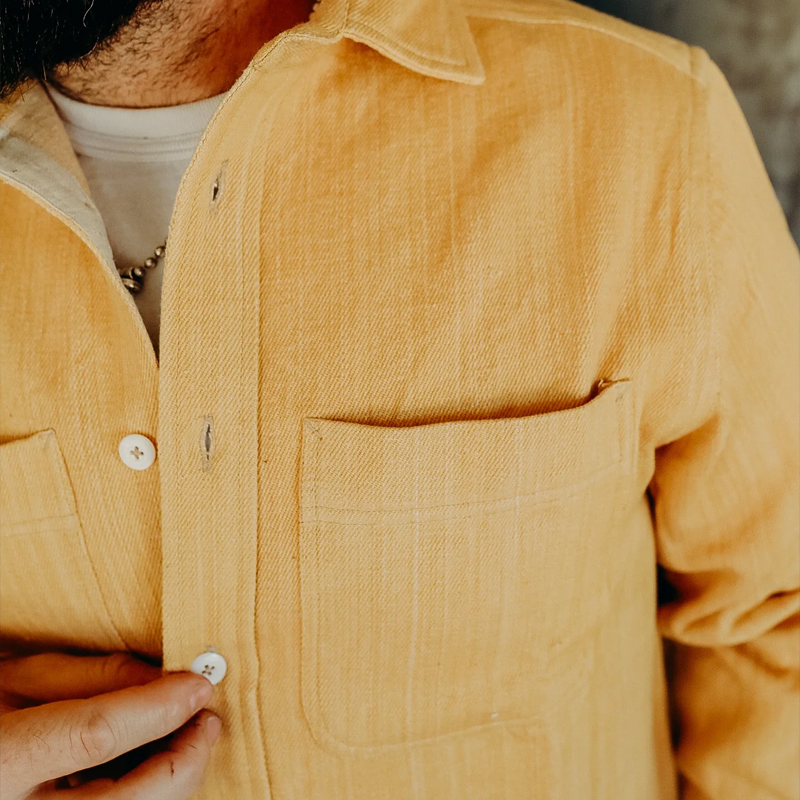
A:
1 0 798 797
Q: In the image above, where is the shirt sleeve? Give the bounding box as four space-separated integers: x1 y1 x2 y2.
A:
651 47 800 800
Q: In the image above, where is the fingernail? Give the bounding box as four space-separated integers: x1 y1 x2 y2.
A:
205 713 222 743
190 678 214 712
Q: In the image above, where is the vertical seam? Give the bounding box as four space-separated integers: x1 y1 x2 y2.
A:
230 88 271 799
50 432 131 650
688 47 720 427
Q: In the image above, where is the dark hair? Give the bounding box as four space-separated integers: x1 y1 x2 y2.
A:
0 0 156 99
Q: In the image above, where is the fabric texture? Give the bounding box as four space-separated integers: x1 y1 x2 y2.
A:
0 0 798 798
44 84 226 354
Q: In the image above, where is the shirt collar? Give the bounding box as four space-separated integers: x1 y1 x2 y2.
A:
0 0 485 250
309 0 485 84
0 0 485 129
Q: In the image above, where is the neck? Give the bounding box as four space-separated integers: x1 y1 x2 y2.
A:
48 0 315 108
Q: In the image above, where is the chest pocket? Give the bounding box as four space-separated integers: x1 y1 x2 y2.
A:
298 378 637 756
0 430 127 651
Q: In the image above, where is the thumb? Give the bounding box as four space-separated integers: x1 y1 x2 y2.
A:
0 652 162 703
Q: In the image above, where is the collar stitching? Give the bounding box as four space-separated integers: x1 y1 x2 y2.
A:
346 18 469 67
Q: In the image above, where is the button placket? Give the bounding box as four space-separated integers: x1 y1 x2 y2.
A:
157 149 270 798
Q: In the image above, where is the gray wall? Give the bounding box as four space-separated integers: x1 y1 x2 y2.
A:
582 0 800 244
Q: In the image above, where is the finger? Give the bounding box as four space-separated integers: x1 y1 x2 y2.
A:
32 711 222 800
60 736 163 786
0 653 162 702
0 696 21 715
0 671 214 791
61 725 168 787
107 709 221 800
28 778 116 798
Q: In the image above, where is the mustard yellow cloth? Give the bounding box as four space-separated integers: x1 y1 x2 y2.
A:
1 0 798 797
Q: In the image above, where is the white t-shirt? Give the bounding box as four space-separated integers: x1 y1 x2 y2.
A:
46 84 226 355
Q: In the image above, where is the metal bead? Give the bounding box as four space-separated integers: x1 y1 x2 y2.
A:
132 267 145 278
154 246 166 258
144 257 157 270
121 276 142 293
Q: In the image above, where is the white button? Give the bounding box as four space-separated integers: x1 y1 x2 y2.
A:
118 434 156 470
189 650 227 685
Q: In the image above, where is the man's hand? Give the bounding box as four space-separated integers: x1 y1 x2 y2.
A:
0 652 221 800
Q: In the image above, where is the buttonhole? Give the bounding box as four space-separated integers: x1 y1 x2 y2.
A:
201 415 215 471
210 162 227 210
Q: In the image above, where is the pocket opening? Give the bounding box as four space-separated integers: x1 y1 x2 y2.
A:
298 379 637 754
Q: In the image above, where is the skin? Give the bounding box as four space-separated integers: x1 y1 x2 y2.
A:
0 652 219 799
49 0 315 107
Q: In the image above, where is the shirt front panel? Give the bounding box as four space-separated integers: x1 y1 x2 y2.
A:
1 15 698 799
152 19 704 799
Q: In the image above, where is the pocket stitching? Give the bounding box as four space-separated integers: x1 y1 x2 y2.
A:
299 382 631 755
304 506 595 755
303 459 624 526
0 430 129 650
1 512 82 538
300 420 597 757
304 506 596 757
303 381 634 520
44 431 129 650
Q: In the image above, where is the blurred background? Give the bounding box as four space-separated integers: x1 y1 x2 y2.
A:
579 0 800 245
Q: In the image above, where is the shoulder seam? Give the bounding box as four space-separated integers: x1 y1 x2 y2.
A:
464 3 705 81
688 46 722 422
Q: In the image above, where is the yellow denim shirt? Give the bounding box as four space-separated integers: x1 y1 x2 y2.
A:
1 0 798 797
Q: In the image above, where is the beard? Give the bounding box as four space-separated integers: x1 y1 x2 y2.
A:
0 0 161 99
